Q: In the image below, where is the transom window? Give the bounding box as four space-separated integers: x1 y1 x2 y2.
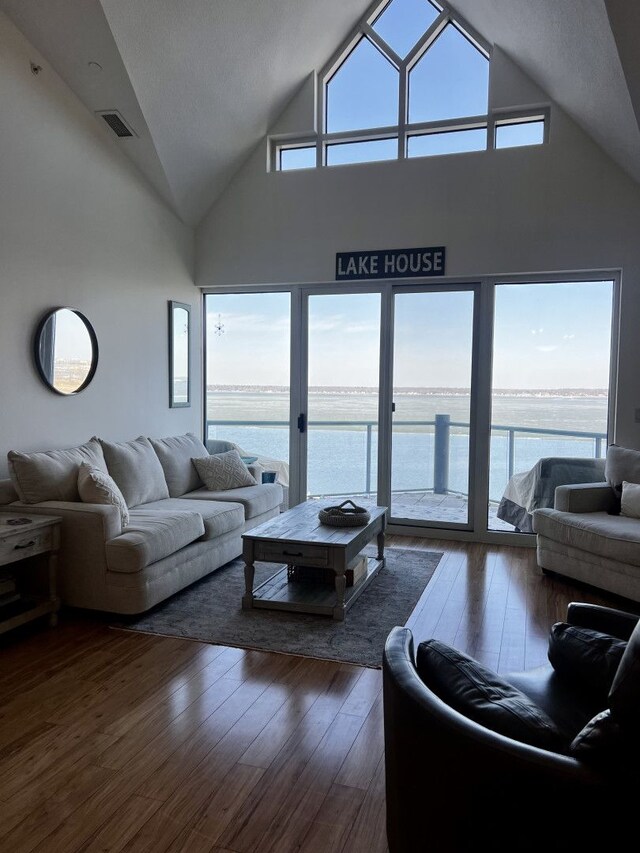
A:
274 0 547 170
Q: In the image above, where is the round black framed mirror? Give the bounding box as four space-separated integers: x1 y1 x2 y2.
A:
34 308 99 395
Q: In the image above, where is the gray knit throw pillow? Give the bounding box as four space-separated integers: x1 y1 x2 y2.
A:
192 450 257 491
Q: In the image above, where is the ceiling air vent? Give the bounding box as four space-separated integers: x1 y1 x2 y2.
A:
95 109 136 138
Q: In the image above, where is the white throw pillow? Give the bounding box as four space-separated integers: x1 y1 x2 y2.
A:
192 450 257 491
620 481 640 520
78 462 129 529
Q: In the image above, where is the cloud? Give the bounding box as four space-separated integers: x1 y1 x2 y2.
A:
207 312 289 334
345 321 379 334
309 315 344 332
536 345 559 353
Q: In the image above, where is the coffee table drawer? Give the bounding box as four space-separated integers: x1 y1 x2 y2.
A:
254 541 329 568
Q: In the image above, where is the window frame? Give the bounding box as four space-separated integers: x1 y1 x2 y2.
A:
493 109 551 149
274 0 496 170
271 1 552 171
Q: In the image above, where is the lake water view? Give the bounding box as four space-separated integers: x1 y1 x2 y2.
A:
206 388 608 503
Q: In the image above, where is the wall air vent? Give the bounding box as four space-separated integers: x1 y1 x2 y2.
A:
95 109 136 138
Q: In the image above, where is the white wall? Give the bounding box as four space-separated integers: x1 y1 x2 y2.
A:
0 12 200 477
196 49 640 449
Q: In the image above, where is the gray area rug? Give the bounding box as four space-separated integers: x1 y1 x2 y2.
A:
115 546 442 668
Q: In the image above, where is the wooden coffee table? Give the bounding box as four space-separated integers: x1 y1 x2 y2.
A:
242 500 387 621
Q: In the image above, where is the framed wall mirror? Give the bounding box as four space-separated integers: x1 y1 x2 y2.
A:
168 300 191 408
34 307 99 395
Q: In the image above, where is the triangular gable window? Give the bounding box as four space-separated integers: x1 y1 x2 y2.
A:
274 1 547 170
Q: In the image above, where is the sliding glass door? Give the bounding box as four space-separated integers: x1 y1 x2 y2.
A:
304 292 381 502
205 274 617 538
390 287 477 527
488 280 615 532
204 292 291 497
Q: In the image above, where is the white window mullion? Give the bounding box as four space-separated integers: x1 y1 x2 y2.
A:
405 11 448 69
362 23 403 70
398 60 407 159
487 114 495 152
316 69 325 166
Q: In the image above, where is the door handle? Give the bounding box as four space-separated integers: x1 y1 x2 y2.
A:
297 413 306 433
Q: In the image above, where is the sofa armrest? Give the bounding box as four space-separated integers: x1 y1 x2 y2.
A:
567 603 639 640
8 501 122 541
554 482 616 513
247 462 264 482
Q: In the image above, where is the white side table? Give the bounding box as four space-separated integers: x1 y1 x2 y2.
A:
0 513 62 635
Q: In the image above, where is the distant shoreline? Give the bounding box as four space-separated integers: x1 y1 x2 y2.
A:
206 385 608 398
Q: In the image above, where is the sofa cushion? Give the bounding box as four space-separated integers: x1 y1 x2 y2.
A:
106 509 204 573
7 438 107 504
192 450 257 491
416 640 566 752
148 433 209 498
139 498 244 540
98 436 169 508
182 483 283 520
507 667 604 740
78 462 129 530
533 509 640 568
609 619 640 728
606 445 640 492
621 481 640 520
547 623 626 699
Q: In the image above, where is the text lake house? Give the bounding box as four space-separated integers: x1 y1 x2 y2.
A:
336 247 446 281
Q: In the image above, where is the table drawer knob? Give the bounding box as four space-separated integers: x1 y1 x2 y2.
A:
14 540 36 550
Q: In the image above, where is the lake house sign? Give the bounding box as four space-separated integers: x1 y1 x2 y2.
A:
335 246 446 281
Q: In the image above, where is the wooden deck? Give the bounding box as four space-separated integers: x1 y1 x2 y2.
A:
314 491 515 530
0 535 627 852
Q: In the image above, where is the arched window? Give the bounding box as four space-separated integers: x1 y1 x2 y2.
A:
274 0 547 169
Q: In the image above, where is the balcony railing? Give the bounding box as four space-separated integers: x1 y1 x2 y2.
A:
206 417 606 500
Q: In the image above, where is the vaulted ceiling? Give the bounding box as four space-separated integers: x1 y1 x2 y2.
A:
2 0 639 226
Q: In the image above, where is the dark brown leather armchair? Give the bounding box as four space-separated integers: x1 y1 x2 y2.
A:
383 603 638 853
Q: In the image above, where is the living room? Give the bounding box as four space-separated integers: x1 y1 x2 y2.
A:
1 0 640 850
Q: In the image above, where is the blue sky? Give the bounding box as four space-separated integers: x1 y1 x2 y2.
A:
206 282 614 389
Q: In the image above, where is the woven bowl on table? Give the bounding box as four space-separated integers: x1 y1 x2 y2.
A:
318 499 371 527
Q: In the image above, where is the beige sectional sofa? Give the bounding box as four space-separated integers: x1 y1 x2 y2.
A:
0 433 282 614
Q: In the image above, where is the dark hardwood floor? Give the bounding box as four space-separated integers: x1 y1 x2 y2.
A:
0 536 625 853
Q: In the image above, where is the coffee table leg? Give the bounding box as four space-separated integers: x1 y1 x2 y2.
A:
377 529 386 567
333 570 346 622
242 561 255 609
